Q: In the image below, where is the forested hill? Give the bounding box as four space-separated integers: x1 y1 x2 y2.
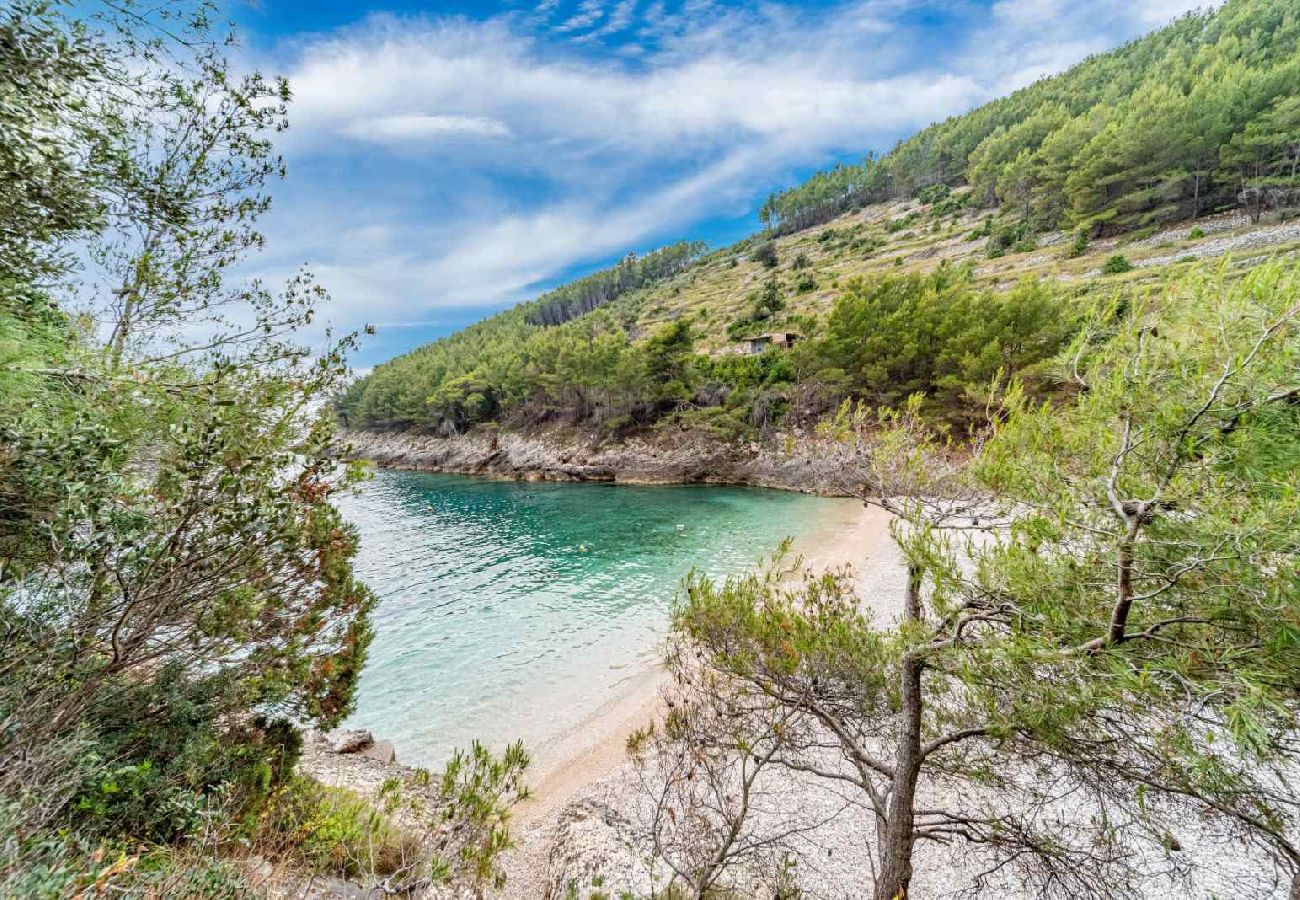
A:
340 0 1300 436
762 0 1300 235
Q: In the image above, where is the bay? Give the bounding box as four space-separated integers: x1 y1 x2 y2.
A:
337 470 835 767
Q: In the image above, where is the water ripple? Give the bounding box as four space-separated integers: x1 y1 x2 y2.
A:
337 471 832 767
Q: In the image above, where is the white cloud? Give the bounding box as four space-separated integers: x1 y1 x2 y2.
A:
283 13 976 160
341 113 511 143
251 0 1221 357
556 0 607 33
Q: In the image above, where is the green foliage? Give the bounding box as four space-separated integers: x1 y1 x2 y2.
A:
761 0 1300 234
985 220 1035 258
525 242 706 327
434 741 531 889
968 262 1300 854
804 265 1076 423
917 183 952 205
1064 228 1091 258
0 3 106 281
256 776 415 879
1102 253 1134 274
751 241 780 269
1188 226 1206 239
0 2 379 890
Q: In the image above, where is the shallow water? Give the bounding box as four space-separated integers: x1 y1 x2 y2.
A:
337 470 834 767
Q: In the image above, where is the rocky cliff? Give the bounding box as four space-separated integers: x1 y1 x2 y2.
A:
343 427 846 495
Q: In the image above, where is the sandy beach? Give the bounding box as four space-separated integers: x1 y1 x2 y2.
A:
497 497 896 895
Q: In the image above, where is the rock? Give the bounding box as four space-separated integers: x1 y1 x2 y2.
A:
343 427 848 496
546 797 655 900
242 855 274 886
358 739 396 764
327 728 374 754
295 874 375 899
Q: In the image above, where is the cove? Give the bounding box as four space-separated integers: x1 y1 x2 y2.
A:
337 470 837 767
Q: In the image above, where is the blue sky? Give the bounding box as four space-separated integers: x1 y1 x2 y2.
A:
232 0 1214 366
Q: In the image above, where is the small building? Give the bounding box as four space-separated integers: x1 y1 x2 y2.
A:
747 332 801 354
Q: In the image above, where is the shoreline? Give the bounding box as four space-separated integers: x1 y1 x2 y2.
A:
516 496 883 814
494 497 892 895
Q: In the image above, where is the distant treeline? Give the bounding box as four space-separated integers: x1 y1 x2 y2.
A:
525 242 706 326
760 0 1300 235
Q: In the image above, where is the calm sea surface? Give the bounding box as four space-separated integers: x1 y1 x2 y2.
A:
337 470 834 767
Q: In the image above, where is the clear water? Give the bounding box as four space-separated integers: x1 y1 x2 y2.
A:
337 470 833 767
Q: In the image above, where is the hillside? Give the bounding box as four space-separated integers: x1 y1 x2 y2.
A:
339 0 1300 443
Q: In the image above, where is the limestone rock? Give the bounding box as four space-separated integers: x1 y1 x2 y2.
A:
327 728 374 754
545 798 655 900
358 739 396 764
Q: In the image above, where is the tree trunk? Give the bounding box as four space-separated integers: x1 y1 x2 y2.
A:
875 563 925 900
875 652 923 900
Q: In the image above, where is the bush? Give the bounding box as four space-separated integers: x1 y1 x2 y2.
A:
257 776 418 879
986 221 1033 258
885 214 916 233
1103 254 1134 274
805 264 1077 425
1065 229 1090 258
751 241 779 269
795 273 817 294
917 183 951 205
1188 227 1206 239
792 252 810 270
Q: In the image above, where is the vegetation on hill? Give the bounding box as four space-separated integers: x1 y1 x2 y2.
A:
341 0 1300 440
761 0 1300 235
341 263 1077 436
525 241 706 326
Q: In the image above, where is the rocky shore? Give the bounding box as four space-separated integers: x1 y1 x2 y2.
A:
342 427 845 495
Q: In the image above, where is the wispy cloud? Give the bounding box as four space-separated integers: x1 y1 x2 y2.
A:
556 0 607 33
249 0 1219 361
342 113 511 144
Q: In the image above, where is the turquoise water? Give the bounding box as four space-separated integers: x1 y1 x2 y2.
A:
337 471 833 767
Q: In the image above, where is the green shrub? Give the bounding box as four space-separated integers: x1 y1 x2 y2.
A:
257 776 417 879
986 221 1033 258
751 241 779 269
805 264 1077 425
1188 227 1206 239
917 183 951 205
1065 229 1090 258
885 214 916 234
1103 254 1134 274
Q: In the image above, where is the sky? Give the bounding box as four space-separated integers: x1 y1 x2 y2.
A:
232 0 1215 366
